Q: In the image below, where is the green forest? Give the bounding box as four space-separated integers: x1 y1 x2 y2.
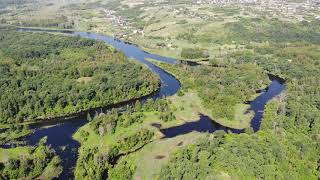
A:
0 137 62 179
0 0 320 179
0 26 159 125
74 99 174 180
156 61 269 128
155 18 320 180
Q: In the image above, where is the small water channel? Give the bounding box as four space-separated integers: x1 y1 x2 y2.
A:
5 28 285 179
158 74 285 137
15 28 181 179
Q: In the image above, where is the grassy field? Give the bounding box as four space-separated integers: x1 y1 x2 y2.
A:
72 90 219 179
73 90 253 178
73 90 219 175
73 113 159 152
0 1 318 179
131 132 206 180
73 91 212 148
0 146 62 179
214 103 253 129
169 91 211 122
170 91 253 129
109 91 253 178
0 147 31 163
150 59 256 129
2 0 318 63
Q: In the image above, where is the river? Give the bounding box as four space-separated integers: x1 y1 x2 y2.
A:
8 28 285 179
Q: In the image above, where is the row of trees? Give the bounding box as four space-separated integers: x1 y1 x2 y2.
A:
12 17 75 29
0 124 31 144
181 48 209 59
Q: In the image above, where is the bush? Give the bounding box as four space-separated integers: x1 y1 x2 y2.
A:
0 137 62 179
181 48 209 59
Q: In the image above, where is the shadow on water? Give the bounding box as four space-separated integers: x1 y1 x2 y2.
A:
152 114 243 138
155 75 285 138
249 74 285 132
27 118 87 178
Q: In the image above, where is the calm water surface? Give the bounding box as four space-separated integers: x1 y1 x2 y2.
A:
12 28 285 179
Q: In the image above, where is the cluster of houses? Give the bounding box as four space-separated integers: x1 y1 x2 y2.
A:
157 5 212 21
103 9 144 39
154 0 319 22
101 0 319 39
253 0 320 21
103 9 131 30
194 0 257 5
190 0 320 21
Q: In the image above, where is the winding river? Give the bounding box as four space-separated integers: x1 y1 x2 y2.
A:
8 28 285 179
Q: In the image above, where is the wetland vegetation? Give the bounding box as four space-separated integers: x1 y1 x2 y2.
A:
0 0 319 179
0 137 62 179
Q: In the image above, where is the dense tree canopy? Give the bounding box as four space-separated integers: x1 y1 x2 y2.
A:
226 18 320 44
74 99 172 179
158 62 269 121
0 27 160 124
0 137 62 179
1 2 320 180
158 28 320 179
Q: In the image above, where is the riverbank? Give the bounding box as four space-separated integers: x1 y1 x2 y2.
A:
0 86 161 147
72 91 214 179
0 2 317 178
0 84 160 130
0 27 181 179
2 28 286 179
0 26 160 129
149 59 262 129
9 25 185 62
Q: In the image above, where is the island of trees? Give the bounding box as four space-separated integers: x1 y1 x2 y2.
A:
0 25 161 178
0 26 160 125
